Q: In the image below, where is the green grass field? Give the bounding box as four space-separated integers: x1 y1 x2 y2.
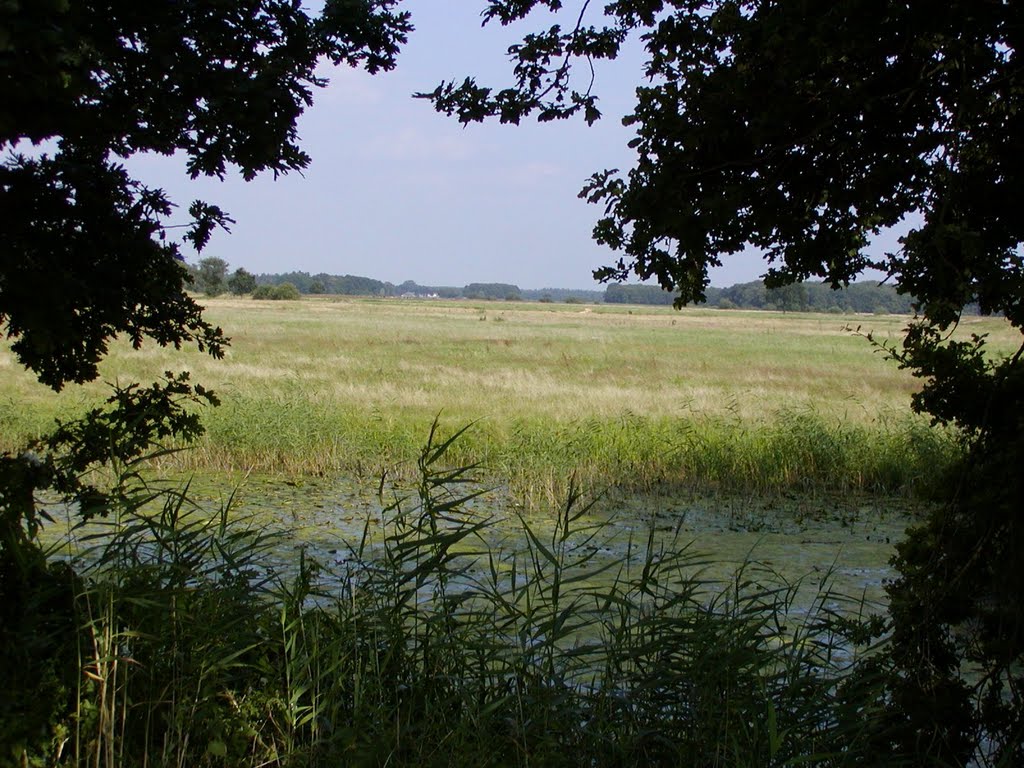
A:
3 296 1015 502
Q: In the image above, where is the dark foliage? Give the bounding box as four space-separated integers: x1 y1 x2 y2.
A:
708 280 917 315
0 0 412 597
1 0 411 391
604 283 677 306
257 270 396 296
521 287 605 303
1 3 411 760
0 152 228 389
252 281 301 300
463 282 522 300
227 267 258 296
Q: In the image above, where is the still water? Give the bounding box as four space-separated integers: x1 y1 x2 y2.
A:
91 472 918 612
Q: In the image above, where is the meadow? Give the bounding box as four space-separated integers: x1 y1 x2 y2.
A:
7 297 1019 766
3 296 1014 505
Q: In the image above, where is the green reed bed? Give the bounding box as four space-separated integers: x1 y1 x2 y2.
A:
180 400 958 506
0 389 959 508
10 426 899 768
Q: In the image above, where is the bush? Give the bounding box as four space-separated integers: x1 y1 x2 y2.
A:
252 282 301 301
273 282 301 300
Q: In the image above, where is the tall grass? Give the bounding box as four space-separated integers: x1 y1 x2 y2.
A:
1 299 980 505
183 403 958 506
8 422 908 767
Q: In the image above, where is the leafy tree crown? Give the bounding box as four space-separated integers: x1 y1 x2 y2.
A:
1 0 411 389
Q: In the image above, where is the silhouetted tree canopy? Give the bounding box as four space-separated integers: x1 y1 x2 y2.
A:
427 2 1023 326
0 3 412 720
1 0 410 389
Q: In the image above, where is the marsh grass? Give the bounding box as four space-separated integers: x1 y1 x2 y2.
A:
181 403 958 508
3 298 1002 503
10 422 905 767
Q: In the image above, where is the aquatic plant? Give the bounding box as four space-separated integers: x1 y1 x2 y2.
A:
4 420 905 767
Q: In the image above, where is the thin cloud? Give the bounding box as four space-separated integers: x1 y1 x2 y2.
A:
503 161 564 187
316 63 386 106
368 127 480 161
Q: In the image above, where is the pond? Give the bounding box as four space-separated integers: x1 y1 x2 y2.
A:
48 472 919 615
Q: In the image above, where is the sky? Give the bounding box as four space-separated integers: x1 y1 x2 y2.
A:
130 2 848 290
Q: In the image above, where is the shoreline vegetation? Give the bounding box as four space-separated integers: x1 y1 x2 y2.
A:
19 425 897 767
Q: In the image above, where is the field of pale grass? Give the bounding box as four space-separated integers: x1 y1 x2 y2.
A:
3 296 1015 502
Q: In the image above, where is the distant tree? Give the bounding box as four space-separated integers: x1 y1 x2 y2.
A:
273 282 301 300
701 286 723 306
464 283 521 301
262 271 313 293
521 287 605 303
255 270 400 296
604 283 674 305
721 282 768 310
314 273 393 296
196 257 229 296
341 275 392 295
253 282 300 301
769 283 808 313
227 267 257 296
312 273 334 293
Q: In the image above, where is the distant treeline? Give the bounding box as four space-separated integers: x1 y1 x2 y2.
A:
606 281 924 314
256 271 958 315
254 273 603 303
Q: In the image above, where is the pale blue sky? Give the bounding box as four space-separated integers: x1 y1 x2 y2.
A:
134 2 887 290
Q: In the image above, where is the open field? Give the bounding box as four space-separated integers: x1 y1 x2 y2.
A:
3 296 1016 502
10 300 1019 766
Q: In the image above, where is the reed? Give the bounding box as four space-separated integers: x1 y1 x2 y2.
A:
177 403 957 508
8 423 909 767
